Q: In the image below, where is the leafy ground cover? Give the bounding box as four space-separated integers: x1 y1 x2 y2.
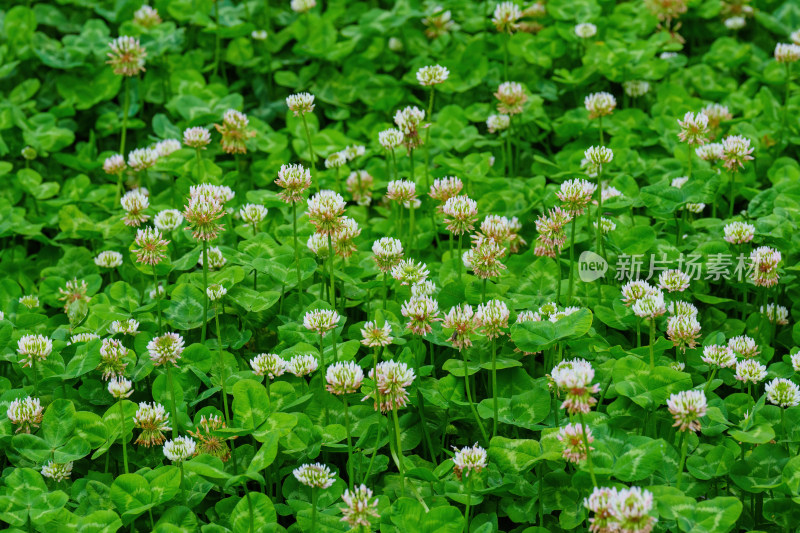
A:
2 0 800 531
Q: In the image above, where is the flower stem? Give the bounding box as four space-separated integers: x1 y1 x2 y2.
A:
392 405 406 494
327 234 336 310
119 399 129 474
457 233 463 280
382 272 388 310
676 430 688 490
310 486 318 533
649 318 655 369
114 171 124 206
201 240 209 343
577 411 596 487
293 202 301 299
32 358 37 397
195 147 204 181
214 302 230 424
179 460 185 502
409 201 416 252
120 77 129 155
460 349 489 445
464 474 473 533
319 333 328 425
567 217 577 304
166 365 180 437
704 367 717 395
301 114 317 175
728 169 737 219
502 32 509 81
153 264 162 335
424 88 434 191
491 338 498 439
344 397 354 489
595 167 604 259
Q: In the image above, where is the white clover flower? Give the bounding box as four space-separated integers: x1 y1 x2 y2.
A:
671 177 687 190
724 16 746 30
41 461 73 482
667 390 707 432
68 333 99 345
667 315 701 352
378 129 404 150
163 436 196 462
365 360 416 412
251 29 268 40
391 259 429 286
584 92 616 119
558 423 594 463
206 284 227 301
775 43 800 63
133 5 161 27
108 377 133 399
593 217 616 234
121 189 150 227
660 51 678 59
324 151 347 169
429 177 464 206
442 195 478 235
411 280 437 298
584 146 613 171
303 309 340 335
372 237 403 273
750 246 781 288
401 296 440 336
658 269 691 292
735 359 767 385
394 106 426 148
275 163 312 204
721 135 754 171
198 246 226 270
183 127 211 149
584 487 619 533
239 204 268 225
677 112 709 145
154 209 184 232
609 487 657 533
326 361 365 395
250 353 287 380
360 321 393 347
487 114 510 134
670 361 686 372
695 142 724 161
494 82 527 115
147 332 185 367
766 378 800 407
792 352 800 373
621 280 657 306
417 65 449 86
702 345 736 368
99 338 129 380
574 22 597 39
307 190 346 236
492 2 522 33
133 402 171 447
133 227 169 265
127 147 159 171
290 0 316 13
293 463 335 488
342 145 365 161
557 179 596 215
388 37 403 51
107 36 147 77
19 294 39 309
7 397 43 434
550 359 600 414
723 221 755 244
341 484 380 528
702 104 732 129
683 203 705 213
103 154 126 174
286 92 315 116
287 354 319 377
475 299 510 339
728 335 759 359
307 233 331 258
154 139 181 157
761 303 789 325
334 216 361 258
631 291 666 319
95 250 123 268
110 318 139 335
149 284 165 300
453 443 488 479
17 334 53 368
623 80 650 98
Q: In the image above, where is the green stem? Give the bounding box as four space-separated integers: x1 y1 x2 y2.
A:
201 241 209 343
214 303 230 424
301 114 317 174
649 318 655 369
392 405 406 494
120 77 129 155
344 397 354 489
460 350 489 445
704 367 717 395
119 399 129 474
728 169 737 219
457 233 463 280
166 365 180 438
382 272 388 310
409 201 416 252
213 0 221 77
114 171 124 206
293 202 301 299
567 217 577 304
781 407 788 452
335 166 341 194
179 461 185 502
327 234 336 310
310 487 318 533
676 430 688 489
577 411 596 487
502 32 509 81
32 358 37 397
391 149 397 181
195 147 204 182
153 264 162 335
319 333 329 425
595 167 603 259
424 88 434 191
464 474 472 533
491 338 498 439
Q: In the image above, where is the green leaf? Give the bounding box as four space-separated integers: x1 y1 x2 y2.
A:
232 379 270 431
677 497 742 533
510 309 593 351
42 399 76 447
614 439 666 482
231 493 276 533
110 474 153 518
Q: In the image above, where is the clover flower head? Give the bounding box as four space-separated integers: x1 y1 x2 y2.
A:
695 142 724 161
721 135 754 171
442 195 478 235
623 80 651 98
702 103 732 129
584 486 620 533
584 92 616 119
453 443 488 480
386 180 418 206
365 360 416 412
163 436 196 462
20 146 36 160
701 344 736 368
594 218 617 234
133 402 171 446
307 190 346 235
429 176 464 206
286 92 315 115
326 362 365 395
494 81 527 115
303 309 340 335
749 246 781 288
324 151 347 169
68 333 99 345
41 461 73 482
423 6 456 39
621 280 657 306
153 209 183 232
609 486 657 533
658 269 691 292
214 109 255 154
558 423 594 463
725 16 746 30
723 221 755 244
792 29 800 45
99 338 129 380
95 250 123 268
766 378 800 408
7 397 43 434
360 321 393 347
378 129 404 150
677 112 709 145
108 377 133 399
475 299 510 339
104 154 126 174
761 303 789 325
666 315 701 353
632 290 666 319
133 226 169 265
17 334 52 368
133 5 161 27
127 147 159 172
121 189 150 227
294 463 335 488
792 352 800 373
307 233 331 258
411 280 437 298
368 238 403 273
486 114 510 134
275 163 312 204
183 196 225 241
534 207 571 257
557 179 597 215
775 43 800 63
393 106 426 149
250 353 287 380
479 214 512 245
417 65 450 86
735 359 767 385
206 284 227 301
107 36 146 76
391 259 429 286
442 304 476 350
154 139 181 158
728 335 759 359
189 183 235 204
183 127 211 149
388 37 403 51
334 216 361 258
683 202 705 213
239 204 268 225
187 414 231 461
492 2 523 33
401 296 441 336
341 145 365 162
287 354 319 377
346 170 374 206
199 246 226 270
56 278 89 314
147 332 185 367
110 318 139 335
341 484 380 528
550 359 600 414
575 22 597 39
584 146 614 171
